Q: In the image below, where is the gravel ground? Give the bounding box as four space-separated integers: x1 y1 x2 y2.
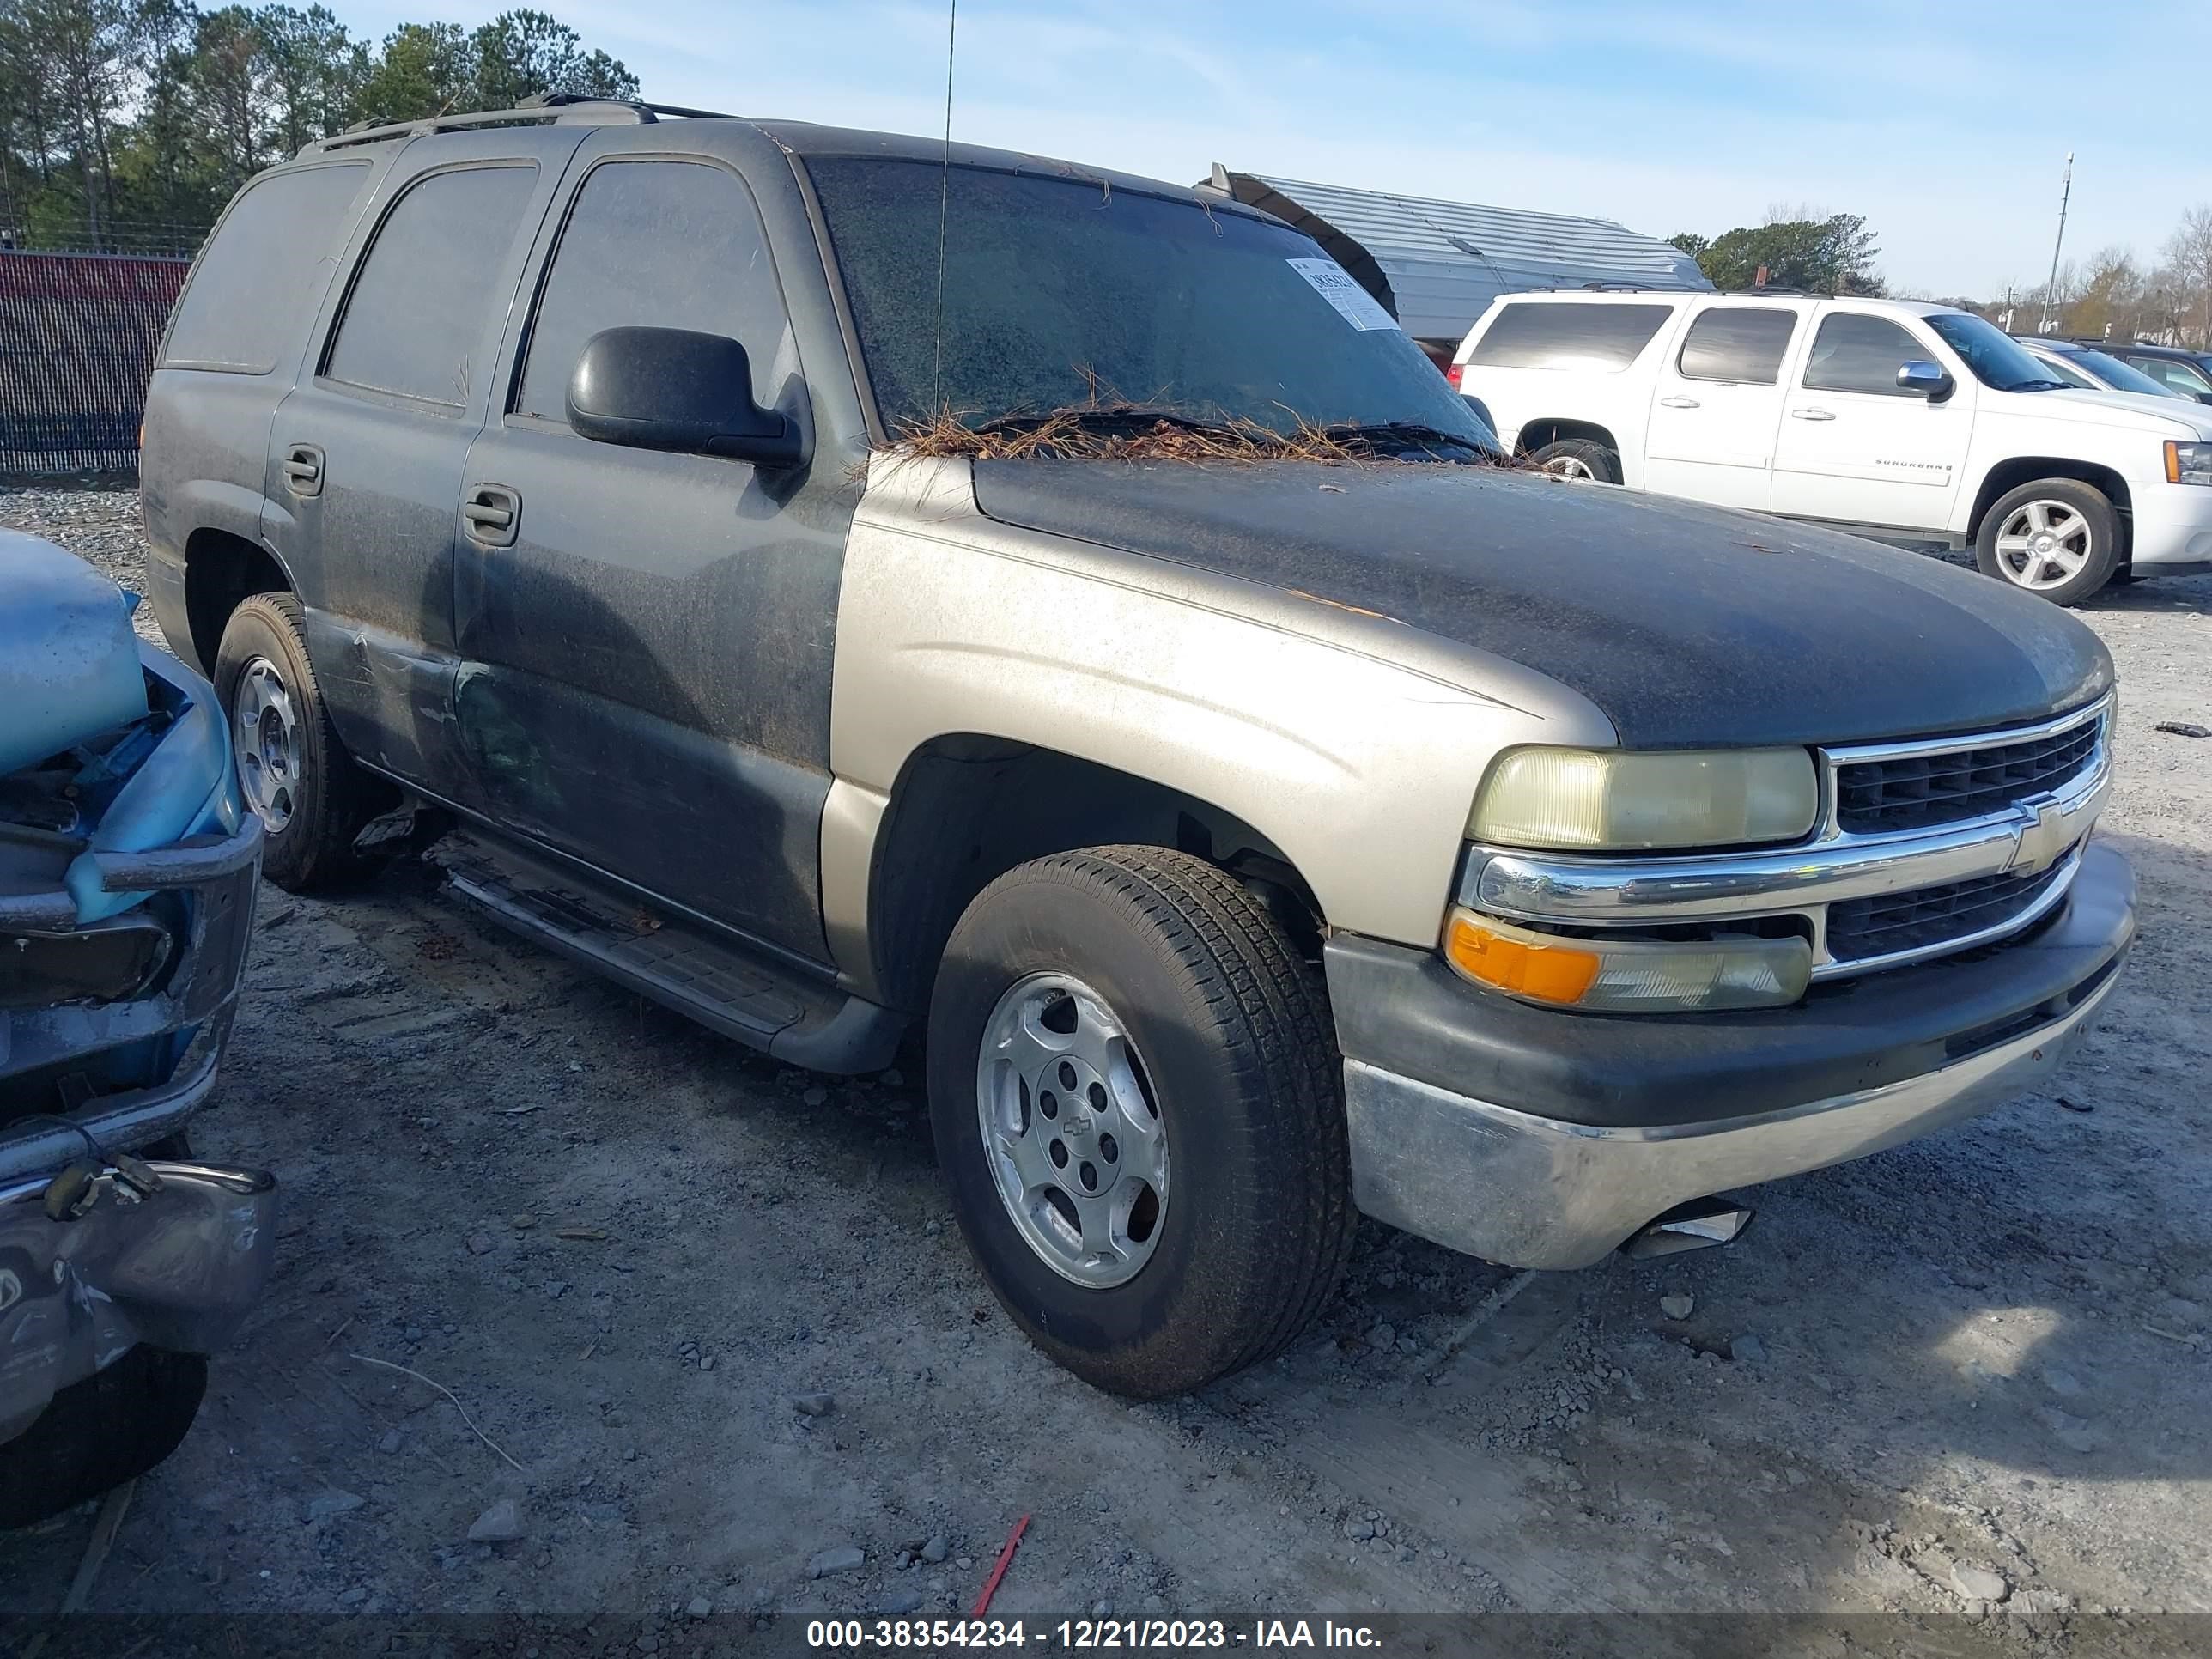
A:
4 483 2211 1638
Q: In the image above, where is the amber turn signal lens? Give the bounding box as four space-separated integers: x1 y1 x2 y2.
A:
1444 914 1601 1005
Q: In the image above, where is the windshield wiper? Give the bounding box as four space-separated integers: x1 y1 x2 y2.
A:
1319 421 1495 459
2010 379 2073 392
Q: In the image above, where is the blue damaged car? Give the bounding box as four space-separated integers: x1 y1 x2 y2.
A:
1 531 274 1528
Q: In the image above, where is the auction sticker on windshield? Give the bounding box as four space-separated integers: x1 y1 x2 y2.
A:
1286 258 1399 331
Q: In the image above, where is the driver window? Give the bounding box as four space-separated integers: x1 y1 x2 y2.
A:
1801 313 1926 397
515 159 797 424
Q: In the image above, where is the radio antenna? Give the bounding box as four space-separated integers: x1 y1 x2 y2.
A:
932 0 958 412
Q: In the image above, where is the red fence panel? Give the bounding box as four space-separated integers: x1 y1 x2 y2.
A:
0 250 191 477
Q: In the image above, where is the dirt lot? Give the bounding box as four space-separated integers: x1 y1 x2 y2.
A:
4 483 2210 1636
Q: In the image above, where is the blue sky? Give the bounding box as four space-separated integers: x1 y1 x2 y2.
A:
354 0 2209 298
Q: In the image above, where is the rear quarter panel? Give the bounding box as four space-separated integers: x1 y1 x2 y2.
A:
1453 300 1684 489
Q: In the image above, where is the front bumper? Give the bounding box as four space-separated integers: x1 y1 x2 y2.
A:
3 813 262 1184
1330 842 2135 1269
0 1160 276 1442
2124 487 2212 573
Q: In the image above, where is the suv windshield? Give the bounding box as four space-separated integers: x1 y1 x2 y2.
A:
805 158 1492 449
1923 312 2069 392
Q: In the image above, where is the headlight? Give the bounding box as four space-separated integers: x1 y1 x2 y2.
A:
2166 441 2212 486
1443 908 1810 1012
1468 746 1819 851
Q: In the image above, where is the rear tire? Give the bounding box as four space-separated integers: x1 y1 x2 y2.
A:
1528 438 1621 483
1974 479 2121 605
927 847 1353 1398
0 1346 208 1528
213 592 390 891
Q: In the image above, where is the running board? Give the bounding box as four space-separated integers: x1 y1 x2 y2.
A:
434 836 902 1074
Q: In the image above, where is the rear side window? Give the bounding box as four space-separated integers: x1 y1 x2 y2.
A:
1801 313 1927 397
2130 356 2212 398
515 160 793 422
325 165 538 409
1676 307 1797 384
161 163 371 374
1469 301 1675 371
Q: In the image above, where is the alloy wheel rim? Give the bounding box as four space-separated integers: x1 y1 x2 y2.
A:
975 972 1170 1289
1544 455 1596 481
1994 500 2093 591
231 656 301 832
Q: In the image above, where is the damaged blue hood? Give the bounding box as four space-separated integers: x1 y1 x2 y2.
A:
1 530 241 923
0 531 149 775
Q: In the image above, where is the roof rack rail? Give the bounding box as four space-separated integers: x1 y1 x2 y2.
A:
519 91 739 119
1518 283 1708 295
302 93 737 156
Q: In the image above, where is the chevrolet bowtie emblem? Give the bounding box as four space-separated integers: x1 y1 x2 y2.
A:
2007 797 2072 878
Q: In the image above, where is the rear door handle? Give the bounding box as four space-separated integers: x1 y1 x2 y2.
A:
1790 407 1836 422
282 443 324 497
1658 396 1701 409
462 483 520 548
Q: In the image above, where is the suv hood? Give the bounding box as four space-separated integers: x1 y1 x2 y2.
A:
969 459 2113 749
2 530 241 924
1 531 148 774
2025 385 2212 438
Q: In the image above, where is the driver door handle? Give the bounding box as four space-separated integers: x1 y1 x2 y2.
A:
463 483 520 548
1790 407 1837 422
1657 396 1701 409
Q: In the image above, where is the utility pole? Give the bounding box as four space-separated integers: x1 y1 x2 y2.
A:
2039 152 2073 335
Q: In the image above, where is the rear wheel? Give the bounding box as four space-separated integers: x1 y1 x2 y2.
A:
927 847 1352 1397
1528 437 1621 483
1975 479 2122 605
213 592 390 891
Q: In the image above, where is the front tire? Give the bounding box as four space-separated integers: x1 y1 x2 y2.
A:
1974 479 2121 605
927 848 1353 1397
0 1346 208 1528
213 592 389 891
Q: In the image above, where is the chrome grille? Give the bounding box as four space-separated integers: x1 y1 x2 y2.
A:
1834 717 2101 835
1825 849 2076 965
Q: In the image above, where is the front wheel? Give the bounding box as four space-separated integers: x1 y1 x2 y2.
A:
212 592 391 891
927 848 1353 1397
0 1346 209 1528
1974 479 2122 605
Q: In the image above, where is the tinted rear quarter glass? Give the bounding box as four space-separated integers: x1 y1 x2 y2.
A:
1469 302 1676 371
516 159 793 421
1676 307 1797 383
161 162 371 373
325 164 538 408
1802 313 1925 396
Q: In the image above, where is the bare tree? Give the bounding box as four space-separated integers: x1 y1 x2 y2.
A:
2163 206 2212 350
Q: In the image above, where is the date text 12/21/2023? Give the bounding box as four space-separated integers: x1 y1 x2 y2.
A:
805 1619 1385 1650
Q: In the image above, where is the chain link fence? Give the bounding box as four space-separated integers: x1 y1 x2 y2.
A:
1 249 193 477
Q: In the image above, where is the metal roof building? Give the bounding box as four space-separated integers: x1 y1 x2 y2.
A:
1216 170 1712 346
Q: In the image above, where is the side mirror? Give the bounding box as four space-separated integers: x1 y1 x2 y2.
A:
1896 359 1954 402
567 325 805 468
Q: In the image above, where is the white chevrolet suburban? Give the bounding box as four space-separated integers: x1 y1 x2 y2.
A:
1453 290 2212 605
